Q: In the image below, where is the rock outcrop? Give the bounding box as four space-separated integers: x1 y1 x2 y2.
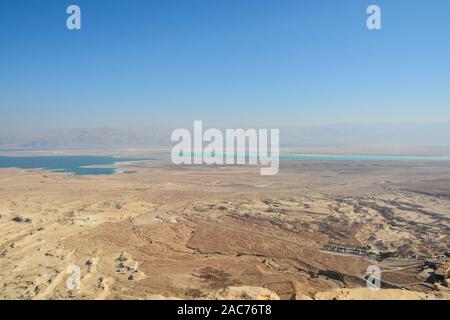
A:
314 288 439 300
213 286 280 300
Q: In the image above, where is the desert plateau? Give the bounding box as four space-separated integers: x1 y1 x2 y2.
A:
0 151 449 300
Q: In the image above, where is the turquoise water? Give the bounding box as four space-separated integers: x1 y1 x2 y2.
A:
279 153 450 161
0 156 149 175
1 153 450 176
190 152 450 162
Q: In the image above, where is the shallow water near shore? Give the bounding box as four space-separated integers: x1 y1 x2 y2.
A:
190 151 450 162
0 155 149 175
2 153 450 176
280 153 450 161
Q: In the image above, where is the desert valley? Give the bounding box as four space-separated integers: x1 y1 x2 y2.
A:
0 150 449 300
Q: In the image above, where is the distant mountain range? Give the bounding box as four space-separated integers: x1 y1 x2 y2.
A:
0 127 172 149
0 123 449 151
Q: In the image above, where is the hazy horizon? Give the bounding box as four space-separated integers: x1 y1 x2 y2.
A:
1 122 450 151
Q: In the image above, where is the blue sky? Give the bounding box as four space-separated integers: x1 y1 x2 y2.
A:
0 0 449 131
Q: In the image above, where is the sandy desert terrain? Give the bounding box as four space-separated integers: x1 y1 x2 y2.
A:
0 152 449 300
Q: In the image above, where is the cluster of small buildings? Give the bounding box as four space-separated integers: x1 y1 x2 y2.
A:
424 257 450 283
322 243 370 257
322 244 450 271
